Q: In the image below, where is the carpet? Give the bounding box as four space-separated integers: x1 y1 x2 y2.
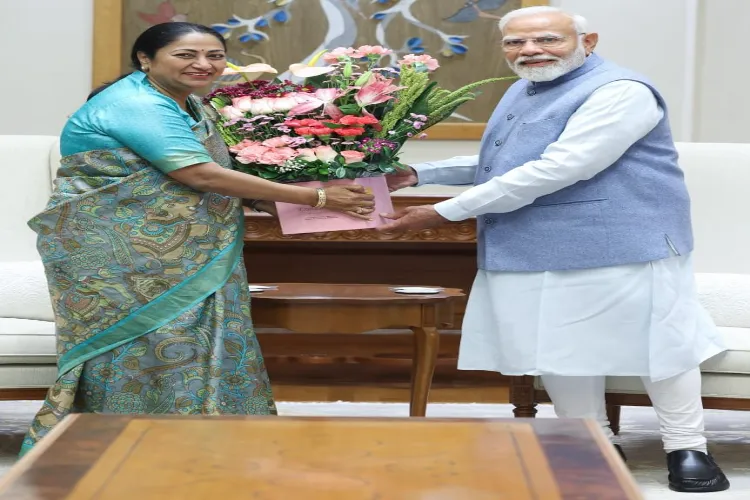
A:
0 401 747 499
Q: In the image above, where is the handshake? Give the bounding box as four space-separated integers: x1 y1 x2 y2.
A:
322 165 441 232
379 165 447 232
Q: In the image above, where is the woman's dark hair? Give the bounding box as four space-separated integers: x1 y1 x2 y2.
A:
87 22 227 100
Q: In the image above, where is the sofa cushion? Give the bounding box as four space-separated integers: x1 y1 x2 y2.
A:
695 273 750 328
0 365 57 389
599 373 750 400
0 318 56 364
699 326 750 375
0 261 54 321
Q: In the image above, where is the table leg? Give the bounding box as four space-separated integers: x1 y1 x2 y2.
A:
409 326 439 417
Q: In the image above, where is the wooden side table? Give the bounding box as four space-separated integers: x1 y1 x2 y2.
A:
249 283 464 416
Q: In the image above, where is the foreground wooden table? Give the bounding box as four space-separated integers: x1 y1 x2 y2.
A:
249 283 464 416
0 414 642 500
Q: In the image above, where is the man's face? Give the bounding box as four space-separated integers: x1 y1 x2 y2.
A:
502 13 597 82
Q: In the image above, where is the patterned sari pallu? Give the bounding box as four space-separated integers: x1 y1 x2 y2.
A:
21 100 276 456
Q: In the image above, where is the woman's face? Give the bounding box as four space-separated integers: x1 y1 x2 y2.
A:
139 32 227 94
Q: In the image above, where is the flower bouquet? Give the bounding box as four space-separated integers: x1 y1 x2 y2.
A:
205 46 511 234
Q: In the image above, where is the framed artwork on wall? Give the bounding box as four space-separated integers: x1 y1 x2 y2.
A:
93 0 549 140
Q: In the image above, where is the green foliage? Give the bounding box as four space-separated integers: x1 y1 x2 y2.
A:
376 68 431 138
421 76 519 128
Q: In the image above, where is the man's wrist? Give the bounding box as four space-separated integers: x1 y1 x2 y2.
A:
410 163 433 186
434 199 467 222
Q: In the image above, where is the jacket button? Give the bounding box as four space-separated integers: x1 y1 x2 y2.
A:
484 217 494 225
527 88 536 96
484 166 491 172
506 114 515 120
494 139 503 146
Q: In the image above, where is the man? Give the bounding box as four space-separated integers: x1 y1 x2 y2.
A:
380 6 730 493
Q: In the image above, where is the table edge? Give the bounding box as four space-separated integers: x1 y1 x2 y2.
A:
0 414 80 495
583 420 644 499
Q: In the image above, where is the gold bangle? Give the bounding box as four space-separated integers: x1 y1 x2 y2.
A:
313 188 326 208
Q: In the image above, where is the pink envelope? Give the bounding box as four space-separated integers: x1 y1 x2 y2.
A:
275 176 394 235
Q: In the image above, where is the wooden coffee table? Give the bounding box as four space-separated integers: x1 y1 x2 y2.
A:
248 283 465 417
0 414 642 499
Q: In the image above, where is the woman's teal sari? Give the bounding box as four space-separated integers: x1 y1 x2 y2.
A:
21 73 276 456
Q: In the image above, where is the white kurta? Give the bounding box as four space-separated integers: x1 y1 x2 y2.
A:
412 81 727 382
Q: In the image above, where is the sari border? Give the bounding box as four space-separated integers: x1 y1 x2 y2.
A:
57 216 245 376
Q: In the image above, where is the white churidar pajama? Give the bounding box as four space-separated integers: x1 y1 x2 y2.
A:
414 80 728 452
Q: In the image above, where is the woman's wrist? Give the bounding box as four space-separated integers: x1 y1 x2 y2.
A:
301 187 319 207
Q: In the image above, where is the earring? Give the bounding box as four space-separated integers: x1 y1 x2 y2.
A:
141 65 149 72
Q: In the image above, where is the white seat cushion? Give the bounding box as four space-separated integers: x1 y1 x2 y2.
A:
0 260 54 321
699 327 750 375
0 365 57 389
600 373 750 400
0 318 56 364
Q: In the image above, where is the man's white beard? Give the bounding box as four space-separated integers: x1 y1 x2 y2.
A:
508 43 587 82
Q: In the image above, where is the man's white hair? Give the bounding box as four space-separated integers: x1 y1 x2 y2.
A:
498 6 588 34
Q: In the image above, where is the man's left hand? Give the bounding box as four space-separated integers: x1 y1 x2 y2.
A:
250 200 278 218
377 205 447 232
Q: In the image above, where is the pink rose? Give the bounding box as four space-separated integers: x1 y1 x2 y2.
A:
218 105 244 120
340 150 365 164
249 98 275 115
269 97 298 112
232 96 254 112
229 139 261 154
260 147 298 166
398 54 440 72
262 135 294 148
313 145 338 163
235 144 271 164
295 148 317 161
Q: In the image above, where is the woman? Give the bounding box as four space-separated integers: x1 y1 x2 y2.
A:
20 22 374 455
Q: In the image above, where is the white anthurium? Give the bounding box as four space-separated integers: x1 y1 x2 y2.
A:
288 63 336 79
222 63 278 81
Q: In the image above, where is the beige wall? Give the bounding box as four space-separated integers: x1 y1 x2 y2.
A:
0 0 747 147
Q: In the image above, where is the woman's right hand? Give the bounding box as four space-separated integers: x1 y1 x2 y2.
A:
322 185 375 220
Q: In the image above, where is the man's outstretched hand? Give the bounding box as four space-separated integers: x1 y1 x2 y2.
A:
385 165 418 192
377 205 447 232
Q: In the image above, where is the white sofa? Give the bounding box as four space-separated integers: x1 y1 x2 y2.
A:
1 137 749 411
0 136 60 398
